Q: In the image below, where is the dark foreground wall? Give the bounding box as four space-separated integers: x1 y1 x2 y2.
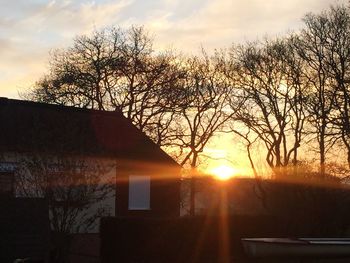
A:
100 216 295 263
68 233 100 263
101 181 350 263
0 198 50 263
100 214 350 263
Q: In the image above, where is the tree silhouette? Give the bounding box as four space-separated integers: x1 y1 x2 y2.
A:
27 26 183 146
168 53 235 214
228 38 306 175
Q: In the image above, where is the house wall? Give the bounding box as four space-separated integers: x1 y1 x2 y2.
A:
1 152 181 232
115 159 181 218
0 152 116 233
72 157 116 233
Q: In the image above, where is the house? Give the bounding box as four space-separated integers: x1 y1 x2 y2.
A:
0 97 181 262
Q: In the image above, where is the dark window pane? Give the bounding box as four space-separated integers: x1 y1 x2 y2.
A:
0 172 14 197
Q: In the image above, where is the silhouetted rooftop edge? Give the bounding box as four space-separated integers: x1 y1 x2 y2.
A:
0 97 179 166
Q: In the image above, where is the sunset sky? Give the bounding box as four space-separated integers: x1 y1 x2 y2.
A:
1 0 346 99
0 0 347 175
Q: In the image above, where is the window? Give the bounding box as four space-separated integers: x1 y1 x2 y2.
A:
0 172 14 197
128 175 150 210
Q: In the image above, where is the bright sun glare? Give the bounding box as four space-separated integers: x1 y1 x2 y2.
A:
210 165 237 180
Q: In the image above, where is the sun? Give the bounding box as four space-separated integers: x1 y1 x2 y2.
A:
209 165 237 180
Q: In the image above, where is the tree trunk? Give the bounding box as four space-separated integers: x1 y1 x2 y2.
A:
320 130 326 177
189 152 198 216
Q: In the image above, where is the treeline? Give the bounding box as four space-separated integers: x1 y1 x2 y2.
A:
26 4 350 178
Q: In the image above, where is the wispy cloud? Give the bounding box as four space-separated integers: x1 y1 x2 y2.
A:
0 0 133 97
0 0 346 98
141 0 343 51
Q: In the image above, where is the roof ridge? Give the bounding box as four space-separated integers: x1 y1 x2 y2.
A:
0 97 124 117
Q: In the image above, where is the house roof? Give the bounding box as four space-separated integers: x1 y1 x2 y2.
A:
0 97 179 166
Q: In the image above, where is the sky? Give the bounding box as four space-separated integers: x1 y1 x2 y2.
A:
1 0 347 175
0 0 346 99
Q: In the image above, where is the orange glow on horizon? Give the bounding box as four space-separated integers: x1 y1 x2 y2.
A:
209 165 238 180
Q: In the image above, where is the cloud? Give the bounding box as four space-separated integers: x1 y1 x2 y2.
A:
0 0 133 98
143 0 345 51
0 0 347 98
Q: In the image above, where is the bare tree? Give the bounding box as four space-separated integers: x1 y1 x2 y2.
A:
228 38 306 176
319 5 350 168
14 154 115 263
25 26 183 146
168 53 234 215
294 11 338 176
16 155 114 233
